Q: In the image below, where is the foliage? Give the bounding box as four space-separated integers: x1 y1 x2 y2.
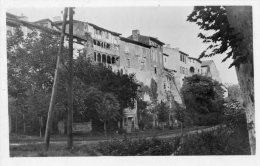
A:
155 102 169 124
187 6 245 68
173 101 185 123
181 74 225 126
96 126 250 155
181 74 224 113
7 27 63 134
97 137 180 156
149 78 158 104
223 99 246 128
138 109 154 130
74 56 140 116
7 27 140 135
176 127 250 155
226 84 243 103
98 93 120 122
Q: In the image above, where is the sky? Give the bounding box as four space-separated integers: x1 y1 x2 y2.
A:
7 7 239 84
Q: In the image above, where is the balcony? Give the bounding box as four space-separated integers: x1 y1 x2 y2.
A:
93 45 119 56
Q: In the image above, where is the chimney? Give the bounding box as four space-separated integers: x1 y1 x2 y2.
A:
132 29 140 41
166 44 171 48
53 16 62 22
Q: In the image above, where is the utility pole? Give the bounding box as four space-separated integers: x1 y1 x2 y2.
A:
67 7 74 149
44 8 68 151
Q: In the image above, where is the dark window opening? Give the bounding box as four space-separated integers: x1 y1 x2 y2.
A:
102 54 106 63
97 53 101 62
94 52 97 61
190 67 195 73
107 56 111 64
112 57 116 64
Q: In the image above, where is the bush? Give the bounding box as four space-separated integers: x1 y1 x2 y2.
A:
96 126 250 155
181 75 225 126
97 136 181 156
176 127 250 155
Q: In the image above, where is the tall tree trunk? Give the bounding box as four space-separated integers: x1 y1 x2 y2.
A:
225 6 255 154
39 116 43 138
15 114 17 134
104 121 107 138
23 114 26 134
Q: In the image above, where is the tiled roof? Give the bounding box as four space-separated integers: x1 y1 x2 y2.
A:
34 18 61 30
54 20 122 36
120 37 151 48
179 50 189 56
188 57 202 63
128 35 165 46
6 13 88 42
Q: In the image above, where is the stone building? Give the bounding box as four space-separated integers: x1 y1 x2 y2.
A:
6 13 32 37
128 30 165 77
201 60 221 83
55 20 121 71
162 45 183 104
119 37 154 131
127 30 170 104
178 50 190 87
7 12 223 133
34 18 61 30
188 57 202 76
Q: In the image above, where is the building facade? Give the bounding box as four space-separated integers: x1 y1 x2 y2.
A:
7 12 224 132
201 60 221 83
55 20 121 70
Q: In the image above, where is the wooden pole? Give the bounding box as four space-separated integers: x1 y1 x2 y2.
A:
67 7 74 149
44 8 68 151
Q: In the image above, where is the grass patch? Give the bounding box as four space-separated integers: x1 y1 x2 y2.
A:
10 143 99 157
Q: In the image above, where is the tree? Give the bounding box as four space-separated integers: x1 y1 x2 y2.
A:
149 78 158 104
155 102 169 130
74 57 140 127
7 25 140 137
173 101 185 134
7 27 64 136
181 74 224 126
187 6 255 154
226 84 243 103
97 93 120 137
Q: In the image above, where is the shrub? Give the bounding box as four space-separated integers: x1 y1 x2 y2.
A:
181 75 225 126
96 126 250 155
97 137 181 156
176 127 250 155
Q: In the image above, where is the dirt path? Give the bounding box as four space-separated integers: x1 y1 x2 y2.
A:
10 125 223 147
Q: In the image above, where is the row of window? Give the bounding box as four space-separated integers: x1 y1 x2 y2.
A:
180 53 187 63
93 40 111 49
94 52 117 64
94 29 109 39
93 39 119 50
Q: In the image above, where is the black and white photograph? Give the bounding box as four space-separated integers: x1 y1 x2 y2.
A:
0 0 259 165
